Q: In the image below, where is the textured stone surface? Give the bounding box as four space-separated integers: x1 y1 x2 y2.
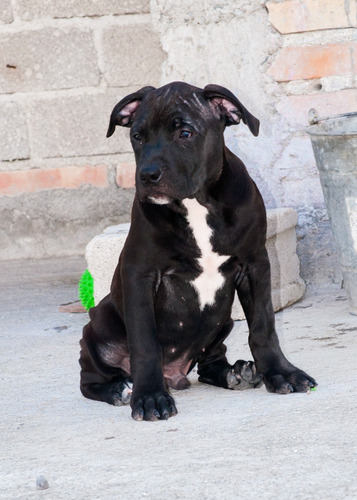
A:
266 0 357 34
0 28 99 93
15 0 150 20
28 92 133 158
0 101 29 161
274 137 324 208
0 185 134 260
0 0 13 23
151 0 262 25
86 208 305 319
100 22 166 86
86 223 131 303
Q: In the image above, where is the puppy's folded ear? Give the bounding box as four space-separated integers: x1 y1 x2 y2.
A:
106 86 156 138
203 84 260 137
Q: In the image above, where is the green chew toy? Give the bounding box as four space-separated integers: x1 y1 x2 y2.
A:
79 269 95 310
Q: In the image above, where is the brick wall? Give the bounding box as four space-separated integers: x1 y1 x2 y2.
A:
0 0 165 259
265 0 356 282
1 0 356 284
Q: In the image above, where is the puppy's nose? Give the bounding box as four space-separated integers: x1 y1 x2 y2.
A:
140 165 162 186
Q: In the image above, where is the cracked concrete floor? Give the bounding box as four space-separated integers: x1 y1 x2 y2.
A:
0 257 356 499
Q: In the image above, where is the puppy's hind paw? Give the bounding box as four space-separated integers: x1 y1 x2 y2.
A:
105 379 133 406
227 360 263 390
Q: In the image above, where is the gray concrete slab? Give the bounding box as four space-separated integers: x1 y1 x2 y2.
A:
0 257 356 499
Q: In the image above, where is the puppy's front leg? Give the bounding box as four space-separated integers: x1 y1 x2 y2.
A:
236 249 317 394
121 270 177 421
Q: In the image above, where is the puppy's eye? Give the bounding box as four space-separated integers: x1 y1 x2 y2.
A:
179 130 192 139
133 133 142 141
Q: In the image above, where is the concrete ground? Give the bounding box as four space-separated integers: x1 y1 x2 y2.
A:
0 257 356 500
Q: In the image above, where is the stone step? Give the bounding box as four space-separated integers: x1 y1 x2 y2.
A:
86 207 305 320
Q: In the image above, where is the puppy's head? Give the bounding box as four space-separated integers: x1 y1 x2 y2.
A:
107 82 259 204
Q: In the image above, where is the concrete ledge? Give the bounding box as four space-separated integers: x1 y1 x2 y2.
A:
86 208 305 320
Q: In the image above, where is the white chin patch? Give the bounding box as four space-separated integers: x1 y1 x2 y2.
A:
148 196 170 205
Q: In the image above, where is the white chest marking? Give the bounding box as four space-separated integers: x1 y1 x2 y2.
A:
182 198 230 310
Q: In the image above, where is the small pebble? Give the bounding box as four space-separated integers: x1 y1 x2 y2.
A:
36 476 49 490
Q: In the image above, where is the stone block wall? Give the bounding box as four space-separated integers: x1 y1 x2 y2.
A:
1 0 356 284
0 0 165 259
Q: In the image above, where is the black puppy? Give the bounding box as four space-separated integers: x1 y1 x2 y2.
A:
79 82 316 421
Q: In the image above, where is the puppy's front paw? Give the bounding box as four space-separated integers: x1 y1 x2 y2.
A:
131 392 178 422
264 368 317 394
227 360 263 390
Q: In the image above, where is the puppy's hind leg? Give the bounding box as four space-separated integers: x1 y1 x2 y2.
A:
80 366 133 406
79 296 132 406
197 320 263 390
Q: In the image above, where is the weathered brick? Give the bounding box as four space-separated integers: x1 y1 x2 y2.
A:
0 101 29 161
0 0 13 23
0 28 99 93
28 92 133 158
268 42 357 82
0 165 108 195
100 22 165 86
276 89 357 127
266 0 357 34
116 162 136 188
15 0 150 20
